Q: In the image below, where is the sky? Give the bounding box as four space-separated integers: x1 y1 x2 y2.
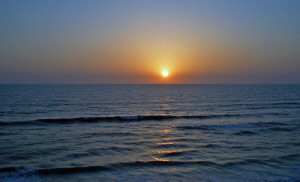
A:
0 0 300 84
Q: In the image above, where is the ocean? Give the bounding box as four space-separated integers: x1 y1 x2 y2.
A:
0 84 299 181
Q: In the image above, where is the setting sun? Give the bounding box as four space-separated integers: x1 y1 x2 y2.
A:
162 71 168 77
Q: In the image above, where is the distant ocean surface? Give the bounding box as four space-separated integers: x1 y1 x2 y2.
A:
0 84 300 181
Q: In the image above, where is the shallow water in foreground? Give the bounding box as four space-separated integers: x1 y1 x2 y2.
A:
0 85 300 181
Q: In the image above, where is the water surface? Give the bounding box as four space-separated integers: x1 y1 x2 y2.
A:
0 84 299 181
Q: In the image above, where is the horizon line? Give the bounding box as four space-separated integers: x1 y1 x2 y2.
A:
1 83 300 85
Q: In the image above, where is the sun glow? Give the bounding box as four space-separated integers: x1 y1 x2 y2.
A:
162 71 168 77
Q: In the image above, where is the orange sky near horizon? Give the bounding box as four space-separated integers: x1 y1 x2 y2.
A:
1 1 299 84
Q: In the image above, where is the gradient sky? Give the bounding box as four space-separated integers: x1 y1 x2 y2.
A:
1 0 300 84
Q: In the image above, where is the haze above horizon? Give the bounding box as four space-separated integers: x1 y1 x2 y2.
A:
1 0 300 84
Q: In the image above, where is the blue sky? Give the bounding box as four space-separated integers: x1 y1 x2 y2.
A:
1 0 300 83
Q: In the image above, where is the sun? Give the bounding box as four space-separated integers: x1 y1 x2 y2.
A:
162 71 168 77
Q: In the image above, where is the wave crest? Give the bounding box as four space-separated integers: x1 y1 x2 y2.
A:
0 114 240 126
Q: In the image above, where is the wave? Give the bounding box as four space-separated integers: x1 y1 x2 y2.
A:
266 127 294 132
176 125 212 130
156 150 190 157
159 151 184 157
222 159 269 167
1 115 298 133
251 121 287 126
2 112 291 126
38 165 110 175
1 156 289 176
234 130 257 135
259 126 299 132
0 161 211 175
279 154 300 160
0 166 110 175
200 144 221 148
0 160 216 175
271 102 300 106
210 102 300 111
0 114 243 126
182 119 297 128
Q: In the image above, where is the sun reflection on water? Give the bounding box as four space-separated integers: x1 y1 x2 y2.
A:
157 142 174 145
153 157 170 162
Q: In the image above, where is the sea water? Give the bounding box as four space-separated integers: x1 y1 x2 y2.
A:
0 84 299 181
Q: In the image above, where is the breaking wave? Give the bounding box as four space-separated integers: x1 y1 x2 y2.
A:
0 114 242 126
0 112 292 126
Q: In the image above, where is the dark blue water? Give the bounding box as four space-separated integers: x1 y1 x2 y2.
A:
0 85 300 181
